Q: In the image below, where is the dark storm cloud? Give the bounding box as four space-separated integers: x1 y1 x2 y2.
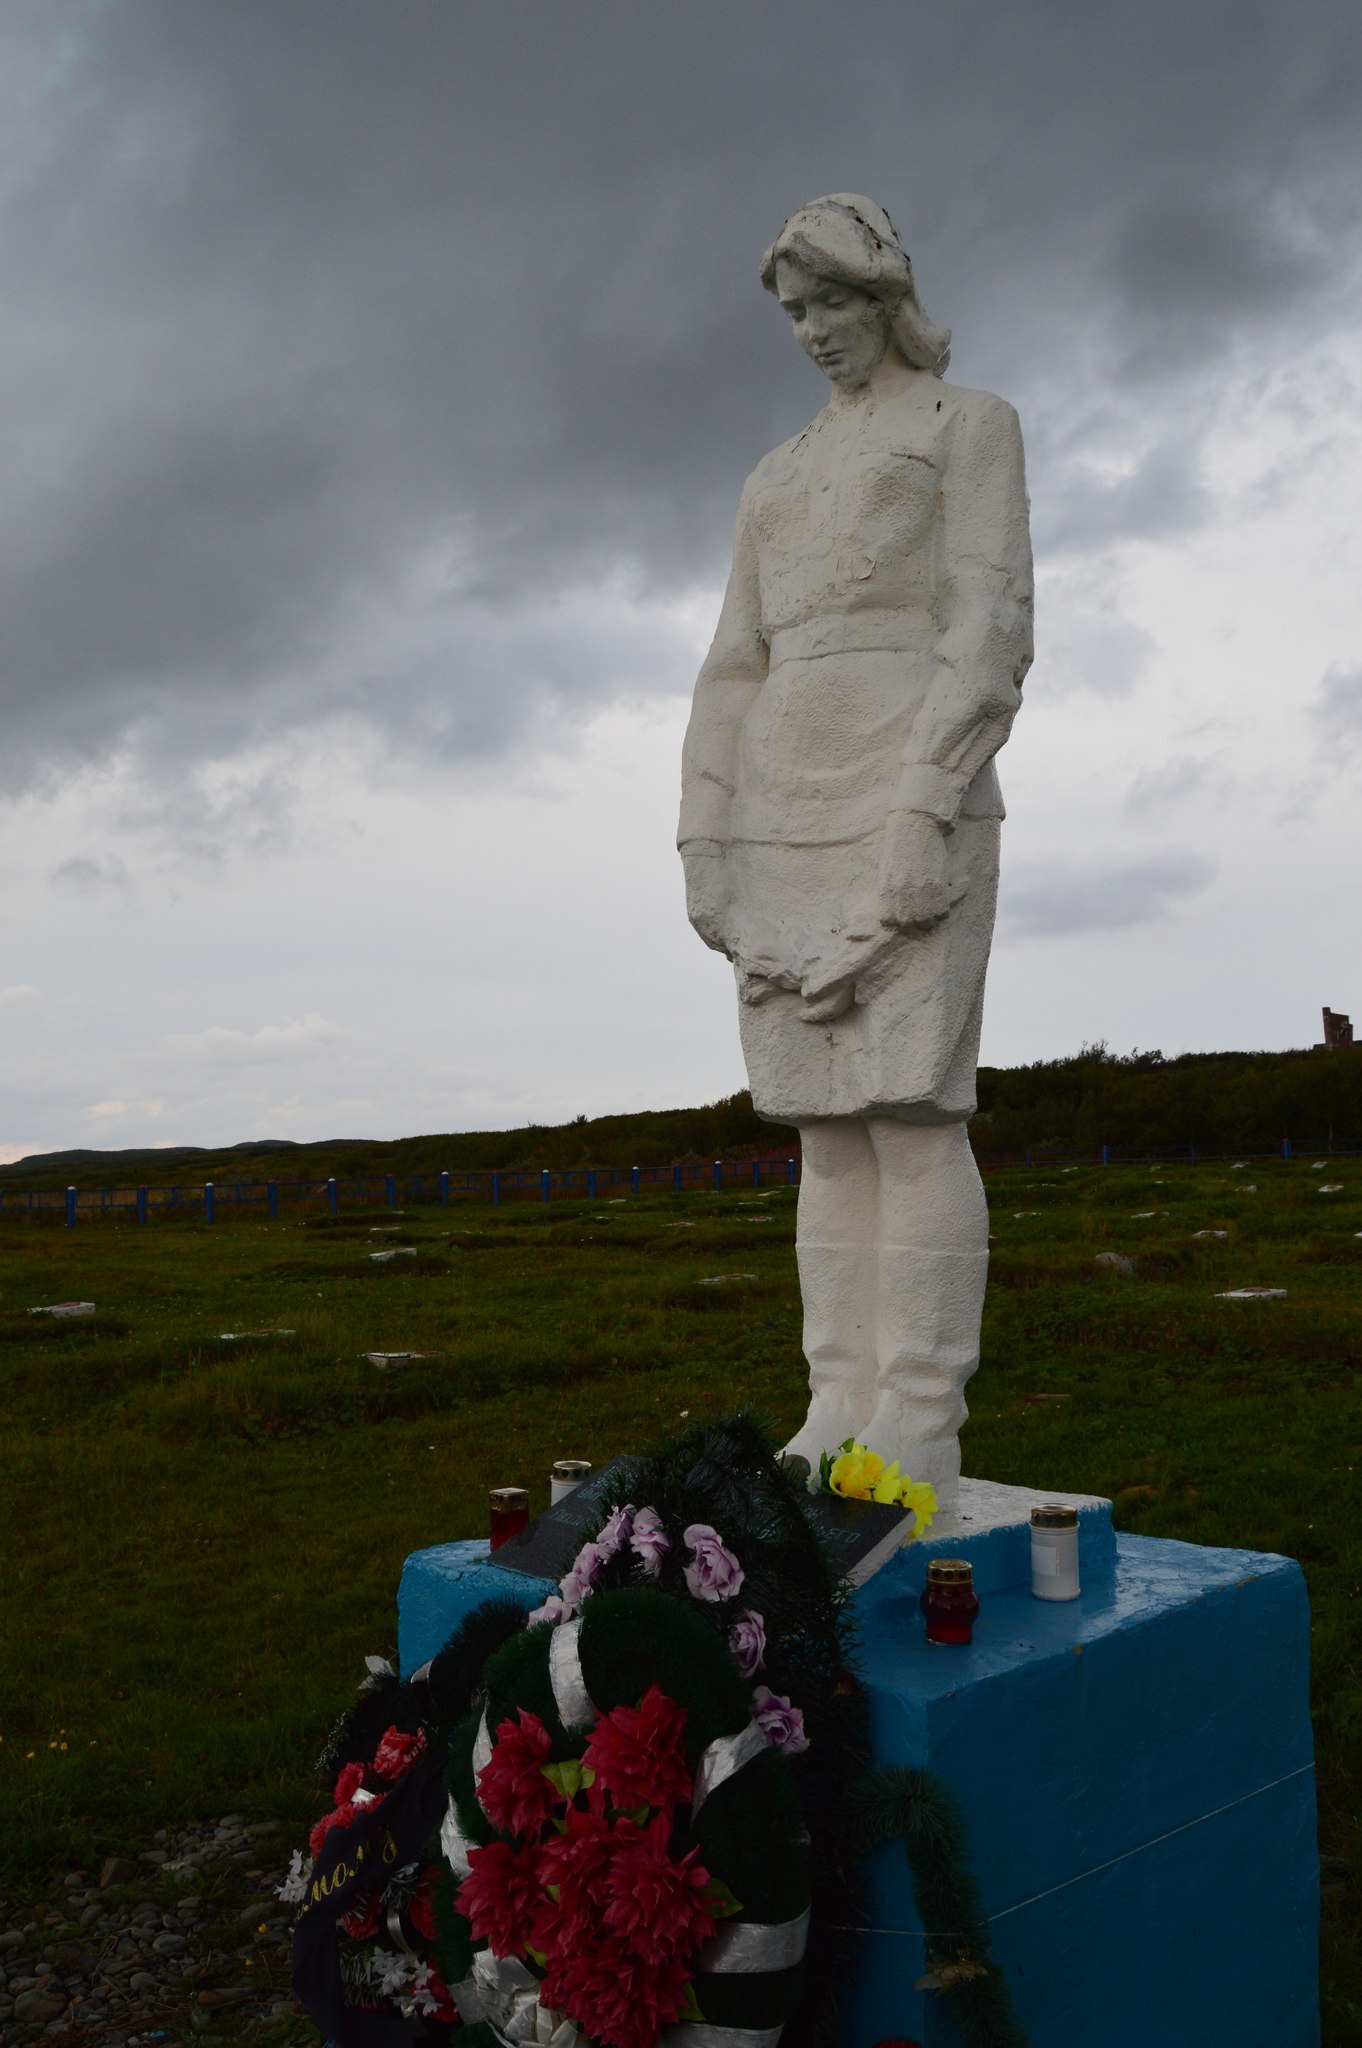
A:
1034 441 1210 557
1001 851 1216 939
1313 665 1362 754
1106 191 1332 377
1 0 1359 795
48 853 132 894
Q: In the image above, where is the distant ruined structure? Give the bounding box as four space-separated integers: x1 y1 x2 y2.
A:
1320 1006 1353 1050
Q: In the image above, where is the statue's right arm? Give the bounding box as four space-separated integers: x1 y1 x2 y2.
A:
678 485 768 954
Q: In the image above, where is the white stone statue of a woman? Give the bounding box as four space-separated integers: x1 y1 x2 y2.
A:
679 196 1033 1503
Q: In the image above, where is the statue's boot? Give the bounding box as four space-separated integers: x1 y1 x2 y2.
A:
859 1244 989 1513
783 1233 877 1469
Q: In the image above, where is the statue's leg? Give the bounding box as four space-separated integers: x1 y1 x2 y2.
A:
860 1118 989 1508
783 1117 879 1468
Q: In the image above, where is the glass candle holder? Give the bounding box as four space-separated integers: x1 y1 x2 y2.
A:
489 1486 530 1550
1030 1503 1080 1600
919 1558 980 1645
551 1459 592 1505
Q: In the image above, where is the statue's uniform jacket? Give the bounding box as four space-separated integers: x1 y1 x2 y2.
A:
680 380 1033 1126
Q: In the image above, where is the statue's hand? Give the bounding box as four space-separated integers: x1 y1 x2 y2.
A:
681 841 733 955
878 808 954 932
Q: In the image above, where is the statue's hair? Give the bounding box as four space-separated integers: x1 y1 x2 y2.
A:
760 193 951 377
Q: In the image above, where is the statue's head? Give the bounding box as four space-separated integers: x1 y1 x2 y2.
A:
760 194 950 389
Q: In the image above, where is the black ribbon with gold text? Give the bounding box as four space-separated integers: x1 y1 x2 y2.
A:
290 1751 448 2047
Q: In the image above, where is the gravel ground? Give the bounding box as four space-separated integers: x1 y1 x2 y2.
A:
0 1814 306 2046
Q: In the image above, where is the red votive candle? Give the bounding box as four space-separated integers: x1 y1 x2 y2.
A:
489 1487 530 1550
919 1558 980 1645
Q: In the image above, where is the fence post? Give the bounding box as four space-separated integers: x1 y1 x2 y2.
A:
204 1182 215 1225
713 1159 722 1192
327 1176 338 1217
65 1185 77 1228
137 1185 148 1225
440 1170 450 1207
631 1165 640 1195
267 1180 278 1221
1282 1138 1291 1162
386 1173 397 1210
672 1164 681 1193
541 1170 551 1203
588 1169 597 1200
787 1158 796 1185
752 1160 761 1188
491 1171 500 1208
1101 1145 1109 1166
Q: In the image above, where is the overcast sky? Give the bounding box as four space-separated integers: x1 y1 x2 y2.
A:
1 0 1360 1159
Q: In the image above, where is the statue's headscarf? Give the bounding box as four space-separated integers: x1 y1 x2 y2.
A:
760 194 951 376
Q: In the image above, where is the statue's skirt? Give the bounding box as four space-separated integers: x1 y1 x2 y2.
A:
729 814 999 1126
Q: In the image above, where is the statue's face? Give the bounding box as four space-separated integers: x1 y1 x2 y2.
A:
774 254 890 389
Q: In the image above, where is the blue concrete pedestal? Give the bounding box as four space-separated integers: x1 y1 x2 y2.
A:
397 1482 1319 2048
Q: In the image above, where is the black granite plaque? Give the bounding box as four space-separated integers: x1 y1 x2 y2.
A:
799 1488 913 1586
487 1455 643 1584
487 1452 912 1591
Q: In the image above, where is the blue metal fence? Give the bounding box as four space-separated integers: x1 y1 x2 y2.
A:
3 1137 1358 1228
1 1152 805 1227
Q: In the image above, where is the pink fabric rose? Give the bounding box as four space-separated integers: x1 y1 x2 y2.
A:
528 1593 567 1627
727 1609 766 1677
682 1524 744 1603
559 1539 606 1616
630 1505 670 1576
752 1685 809 1755
594 1503 635 1562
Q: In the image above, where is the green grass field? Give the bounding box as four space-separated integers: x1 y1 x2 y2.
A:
2 1159 1359 2035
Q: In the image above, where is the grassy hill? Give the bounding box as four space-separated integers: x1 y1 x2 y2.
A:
5 1042 1361 1194
974 1041 1362 1157
0 1093 791 1192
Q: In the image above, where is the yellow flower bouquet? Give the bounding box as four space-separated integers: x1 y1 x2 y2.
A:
818 1437 937 1538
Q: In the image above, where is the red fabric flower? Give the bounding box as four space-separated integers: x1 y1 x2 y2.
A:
407 1871 440 1943
455 1838 545 1957
581 1685 691 1815
308 1801 358 1857
372 1725 427 1782
532 1806 618 1950
340 1887 384 1940
415 1963 460 2024
333 1759 368 1805
542 1938 693 2048
600 1811 716 1961
477 1707 557 1838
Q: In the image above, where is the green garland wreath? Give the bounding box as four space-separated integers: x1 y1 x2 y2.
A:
435 1586 810 2047
298 1414 1031 2048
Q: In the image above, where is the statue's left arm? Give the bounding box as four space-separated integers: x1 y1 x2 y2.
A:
678 480 769 953
879 395 1033 931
